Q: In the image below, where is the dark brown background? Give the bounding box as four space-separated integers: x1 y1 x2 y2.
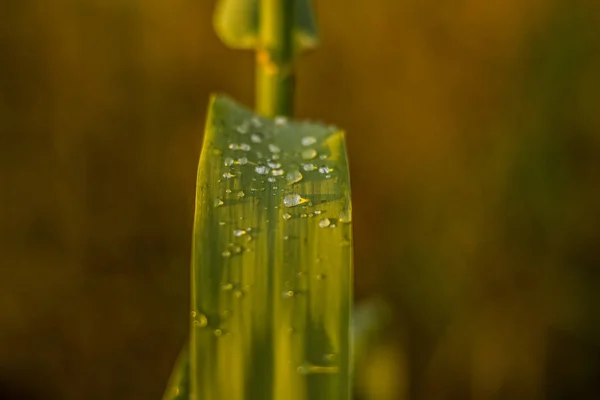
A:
1 0 600 399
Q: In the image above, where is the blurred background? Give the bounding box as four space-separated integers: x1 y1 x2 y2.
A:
1 0 600 399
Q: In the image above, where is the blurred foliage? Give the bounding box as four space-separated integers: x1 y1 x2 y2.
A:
1 0 599 399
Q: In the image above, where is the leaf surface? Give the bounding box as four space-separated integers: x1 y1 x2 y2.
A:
189 95 353 400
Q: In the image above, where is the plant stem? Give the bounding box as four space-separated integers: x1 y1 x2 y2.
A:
256 0 296 117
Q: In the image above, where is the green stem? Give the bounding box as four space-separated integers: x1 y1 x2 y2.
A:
256 0 296 117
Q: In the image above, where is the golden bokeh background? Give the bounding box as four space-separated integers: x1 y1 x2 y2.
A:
1 0 600 399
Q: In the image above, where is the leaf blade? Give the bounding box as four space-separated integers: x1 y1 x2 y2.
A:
190 95 352 400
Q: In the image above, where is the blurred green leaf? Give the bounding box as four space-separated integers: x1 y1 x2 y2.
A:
214 0 318 51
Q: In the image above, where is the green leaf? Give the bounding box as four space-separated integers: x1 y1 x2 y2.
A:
214 0 319 51
189 95 353 400
161 344 190 400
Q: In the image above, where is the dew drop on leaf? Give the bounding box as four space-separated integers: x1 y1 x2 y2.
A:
192 312 208 328
283 194 307 208
301 136 317 146
302 148 317 160
286 170 303 185
339 209 352 223
255 165 269 175
319 218 331 228
233 229 247 237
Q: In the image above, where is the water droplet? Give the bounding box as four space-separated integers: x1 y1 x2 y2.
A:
236 122 249 134
246 235 253 242
286 170 303 185
268 144 281 153
255 165 269 175
274 116 287 126
221 283 233 291
225 188 232 193
302 163 316 171
323 353 337 362
301 213 308 218
316 274 327 280
237 190 245 198
301 136 317 146
319 218 331 228
340 239 351 247
223 172 236 179
319 154 328 160
251 117 262 127
318 166 331 174
283 235 289 240
228 143 239 150
219 221 226 226
222 250 231 257
314 210 322 215
271 169 284 176
301 148 317 160
214 329 223 337
192 312 208 327
234 289 244 299
339 209 351 223
237 157 248 165
233 229 247 237
250 133 262 143
239 143 251 151
271 154 280 160
232 245 242 254
283 194 308 208
214 198 224 207
282 290 295 298
224 157 234 166
268 161 282 169
267 177 276 183
282 213 292 220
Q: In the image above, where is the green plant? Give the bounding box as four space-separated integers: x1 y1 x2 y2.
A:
163 1 352 399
